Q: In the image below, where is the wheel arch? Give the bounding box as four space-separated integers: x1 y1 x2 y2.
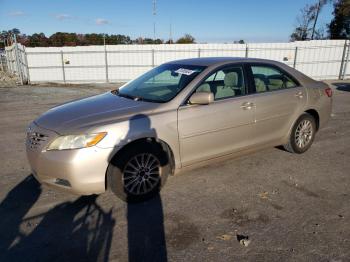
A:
105 137 175 190
304 108 320 131
284 109 320 145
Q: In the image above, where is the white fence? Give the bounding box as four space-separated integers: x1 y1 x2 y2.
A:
5 40 350 84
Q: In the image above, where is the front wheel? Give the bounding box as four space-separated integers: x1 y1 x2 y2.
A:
283 113 316 154
107 141 171 202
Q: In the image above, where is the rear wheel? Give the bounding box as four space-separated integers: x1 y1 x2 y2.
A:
107 141 171 202
284 113 316 154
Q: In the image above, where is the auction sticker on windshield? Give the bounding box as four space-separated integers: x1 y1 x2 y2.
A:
175 68 196 76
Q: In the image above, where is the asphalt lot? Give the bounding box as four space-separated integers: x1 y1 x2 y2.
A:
0 81 349 262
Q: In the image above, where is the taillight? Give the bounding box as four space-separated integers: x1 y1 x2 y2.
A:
325 87 332 97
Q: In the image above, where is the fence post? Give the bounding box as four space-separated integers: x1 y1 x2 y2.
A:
23 46 30 84
13 35 24 85
5 49 10 73
339 41 348 80
293 47 298 69
152 49 155 67
11 47 16 74
0 55 3 71
5 49 9 73
7 49 12 73
11 49 15 73
11 48 15 73
60 50 66 84
341 41 350 80
198 48 201 58
245 44 249 58
104 45 109 83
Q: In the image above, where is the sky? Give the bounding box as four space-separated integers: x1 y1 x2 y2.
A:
0 0 334 43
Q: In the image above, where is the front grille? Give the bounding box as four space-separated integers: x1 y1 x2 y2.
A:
27 132 48 149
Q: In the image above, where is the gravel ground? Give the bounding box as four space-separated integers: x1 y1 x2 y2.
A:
0 71 19 87
0 81 349 262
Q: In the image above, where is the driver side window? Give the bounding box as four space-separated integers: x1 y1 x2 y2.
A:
196 66 245 100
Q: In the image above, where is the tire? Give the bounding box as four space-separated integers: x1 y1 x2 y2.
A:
107 141 171 202
284 113 316 154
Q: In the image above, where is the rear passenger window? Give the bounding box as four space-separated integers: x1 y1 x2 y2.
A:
251 66 298 93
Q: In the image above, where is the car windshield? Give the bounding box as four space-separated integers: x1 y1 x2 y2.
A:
115 64 206 103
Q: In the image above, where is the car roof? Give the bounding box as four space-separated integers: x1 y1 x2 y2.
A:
166 57 316 85
167 57 278 66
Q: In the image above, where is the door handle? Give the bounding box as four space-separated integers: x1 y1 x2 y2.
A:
295 91 303 98
240 102 254 110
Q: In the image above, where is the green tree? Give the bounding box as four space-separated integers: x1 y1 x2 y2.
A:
329 0 350 39
48 32 80 46
10 28 20 36
27 33 49 47
0 29 184 46
176 34 196 44
136 38 164 44
106 34 132 45
84 33 104 45
153 38 163 44
0 31 9 46
0 28 21 45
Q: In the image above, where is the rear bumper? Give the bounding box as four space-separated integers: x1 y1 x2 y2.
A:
318 95 333 130
26 123 114 195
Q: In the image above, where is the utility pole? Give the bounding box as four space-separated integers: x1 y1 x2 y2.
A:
103 34 109 83
169 23 173 44
153 0 157 41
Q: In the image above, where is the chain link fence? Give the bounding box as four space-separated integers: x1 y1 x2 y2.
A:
4 40 350 84
3 40 30 85
0 52 8 72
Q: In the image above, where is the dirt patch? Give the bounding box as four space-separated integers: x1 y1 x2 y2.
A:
220 208 270 226
282 181 320 198
165 213 200 250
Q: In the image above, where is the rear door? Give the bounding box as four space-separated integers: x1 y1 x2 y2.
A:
177 64 255 166
248 63 307 145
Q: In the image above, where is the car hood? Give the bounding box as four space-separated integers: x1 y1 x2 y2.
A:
35 92 158 134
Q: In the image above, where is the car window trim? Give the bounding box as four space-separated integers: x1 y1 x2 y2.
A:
180 63 250 106
247 62 302 94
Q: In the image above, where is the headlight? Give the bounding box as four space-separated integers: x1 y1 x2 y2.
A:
47 132 107 151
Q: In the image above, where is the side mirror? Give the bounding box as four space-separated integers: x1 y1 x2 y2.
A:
189 92 214 105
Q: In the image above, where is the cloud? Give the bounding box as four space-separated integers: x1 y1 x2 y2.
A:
95 18 109 25
55 14 73 21
8 11 25 17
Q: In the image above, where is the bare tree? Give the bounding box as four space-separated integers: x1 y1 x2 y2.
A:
290 1 330 41
311 0 330 39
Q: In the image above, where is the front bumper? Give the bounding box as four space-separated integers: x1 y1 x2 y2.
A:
26 122 114 195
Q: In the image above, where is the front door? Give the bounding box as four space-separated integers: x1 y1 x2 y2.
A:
177 65 255 166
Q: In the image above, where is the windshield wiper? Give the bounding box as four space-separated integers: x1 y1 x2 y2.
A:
120 93 138 100
113 90 137 100
112 89 163 103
